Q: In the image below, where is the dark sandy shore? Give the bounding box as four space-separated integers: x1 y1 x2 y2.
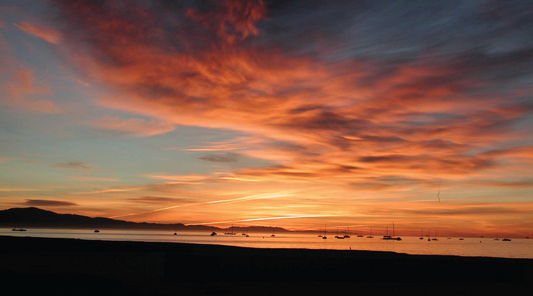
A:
1 235 531 295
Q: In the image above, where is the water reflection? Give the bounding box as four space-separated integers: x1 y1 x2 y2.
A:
2 228 532 259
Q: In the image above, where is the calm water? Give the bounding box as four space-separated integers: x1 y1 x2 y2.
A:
2 228 532 259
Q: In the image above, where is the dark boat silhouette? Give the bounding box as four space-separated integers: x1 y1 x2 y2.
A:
494 233 500 241
335 228 345 239
366 227 373 238
11 228 27 231
210 232 217 236
224 224 236 235
343 227 351 238
94 230 99 233
502 238 511 241
381 223 401 241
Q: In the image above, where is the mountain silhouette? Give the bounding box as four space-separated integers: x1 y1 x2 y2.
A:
0 207 289 232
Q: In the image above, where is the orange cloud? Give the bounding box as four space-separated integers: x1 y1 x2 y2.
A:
14 22 63 44
0 68 62 113
44 0 533 233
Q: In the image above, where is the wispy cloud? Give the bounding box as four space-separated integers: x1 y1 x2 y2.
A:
199 152 240 163
69 176 118 182
1 68 62 114
53 161 92 171
14 22 62 44
0 157 16 164
25 199 76 206
87 116 174 137
75 186 146 195
0 186 45 192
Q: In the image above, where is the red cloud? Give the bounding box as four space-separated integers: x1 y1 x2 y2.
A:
14 22 63 44
0 68 62 114
44 0 533 231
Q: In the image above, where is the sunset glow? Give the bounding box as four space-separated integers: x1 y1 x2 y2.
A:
1 0 533 237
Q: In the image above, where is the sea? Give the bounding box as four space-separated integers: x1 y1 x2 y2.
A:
2 228 532 259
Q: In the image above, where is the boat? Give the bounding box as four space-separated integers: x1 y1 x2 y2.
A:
502 238 511 241
173 232 177 235
356 230 364 237
11 228 27 231
366 227 374 238
224 224 236 235
419 229 424 240
335 228 344 239
322 224 327 239
210 232 217 236
494 233 500 241
343 227 351 238
382 223 402 241
271 227 275 237
94 230 100 233
459 238 464 240
431 230 438 241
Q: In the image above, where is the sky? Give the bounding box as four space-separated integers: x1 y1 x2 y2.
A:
1 0 533 237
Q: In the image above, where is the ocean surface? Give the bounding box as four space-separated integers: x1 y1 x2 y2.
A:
2 228 532 259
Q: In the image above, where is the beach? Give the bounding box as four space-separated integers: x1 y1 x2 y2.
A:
1 235 531 295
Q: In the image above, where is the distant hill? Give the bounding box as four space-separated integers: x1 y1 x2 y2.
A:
0 207 289 233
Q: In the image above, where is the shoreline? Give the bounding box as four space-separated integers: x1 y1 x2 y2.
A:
1 235 532 295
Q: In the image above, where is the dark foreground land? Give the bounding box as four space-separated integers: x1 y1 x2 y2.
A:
1 236 531 295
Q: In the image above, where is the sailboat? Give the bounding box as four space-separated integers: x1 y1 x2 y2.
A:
431 230 439 240
381 223 402 241
224 224 236 235
502 238 511 241
322 224 327 239
419 229 424 240
366 227 374 238
335 227 345 239
271 227 276 237
343 227 351 238
494 233 500 241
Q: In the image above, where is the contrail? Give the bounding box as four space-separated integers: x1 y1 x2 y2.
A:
196 214 340 225
108 191 292 219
